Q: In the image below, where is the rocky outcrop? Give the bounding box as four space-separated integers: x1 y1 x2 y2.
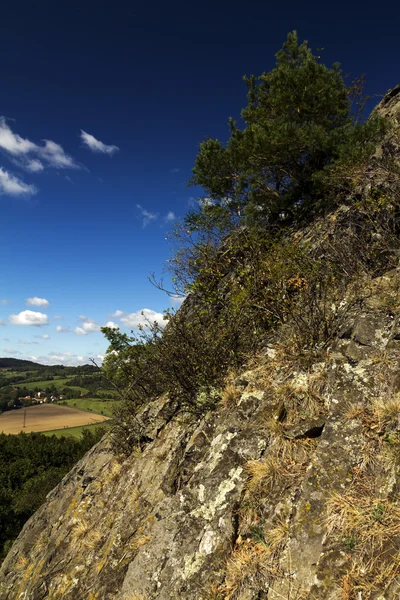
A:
2 268 400 600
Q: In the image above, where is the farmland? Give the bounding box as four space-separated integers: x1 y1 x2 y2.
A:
0 404 110 435
43 421 112 438
64 398 118 418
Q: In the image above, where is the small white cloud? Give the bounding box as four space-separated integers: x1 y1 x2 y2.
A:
25 159 44 172
164 211 176 223
0 167 37 196
19 339 38 345
9 310 49 326
53 315 62 319
74 327 87 335
80 130 119 155
104 321 119 329
120 308 167 329
136 204 158 227
74 316 101 335
41 334 50 339
56 325 69 332
0 117 78 171
26 296 49 307
4 348 21 355
111 309 124 318
170 168 181 173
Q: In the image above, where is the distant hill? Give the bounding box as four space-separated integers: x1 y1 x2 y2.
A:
0 358 98 372
0 358 46 370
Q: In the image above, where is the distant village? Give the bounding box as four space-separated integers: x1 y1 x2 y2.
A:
18 391 84 405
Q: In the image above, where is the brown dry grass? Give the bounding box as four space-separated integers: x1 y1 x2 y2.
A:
219 540 273 599
325 483 400 596
221 383 241 409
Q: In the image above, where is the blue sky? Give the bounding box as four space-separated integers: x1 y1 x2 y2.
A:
1 0 399 365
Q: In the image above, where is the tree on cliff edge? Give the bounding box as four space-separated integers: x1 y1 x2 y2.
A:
190 31 384 227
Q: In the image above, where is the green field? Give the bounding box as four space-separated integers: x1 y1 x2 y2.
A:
20 379 89 394
64 398 118 418
21 378 72 389
42 421 111 438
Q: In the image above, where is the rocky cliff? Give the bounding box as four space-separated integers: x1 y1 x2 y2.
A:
2 87 400 600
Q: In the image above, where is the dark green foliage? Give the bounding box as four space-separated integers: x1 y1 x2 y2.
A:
0 428 104 560
191 31 385 226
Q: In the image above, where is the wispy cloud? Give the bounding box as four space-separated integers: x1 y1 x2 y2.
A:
26 296 49 307
170 168 181 174
0 167 37 196
19 339 38 345
56 325 69 332
136 204 158 227
9 310 48 326
80 130 119 155
164 211 176 223
0 319 5 326
0 117 79 171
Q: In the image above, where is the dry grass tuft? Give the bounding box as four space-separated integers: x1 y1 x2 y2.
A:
121 593 148 600
71 517 91 542
325 486 400 595
371 394 400 427
245 457 283 493
129 534 152 555
266 516 289 554
221 383 241 409
81 529 103 550
109 460 123 480
15 553 29 570
219 540 273 599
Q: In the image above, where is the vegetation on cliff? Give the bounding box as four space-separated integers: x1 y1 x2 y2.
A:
102 32 397 454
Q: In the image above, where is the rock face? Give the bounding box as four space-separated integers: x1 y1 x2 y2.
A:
2 269 400 600
2 87 400 600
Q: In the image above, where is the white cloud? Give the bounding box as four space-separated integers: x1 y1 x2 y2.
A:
41 334 50 339
80 130 119 155
9 310 49 326
164 211 176 222
56 325 69 332
170 168 181 174
74 316 101 335
53 315 62 319
136 204 158 227
26 296 49 307
0 167 37 196
105 321 119 329
0 117 79 171
25 159 44 173
19 339 38 345
4 348 21 355
111 310 124 318
74 327 87 335
120 308 167 329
